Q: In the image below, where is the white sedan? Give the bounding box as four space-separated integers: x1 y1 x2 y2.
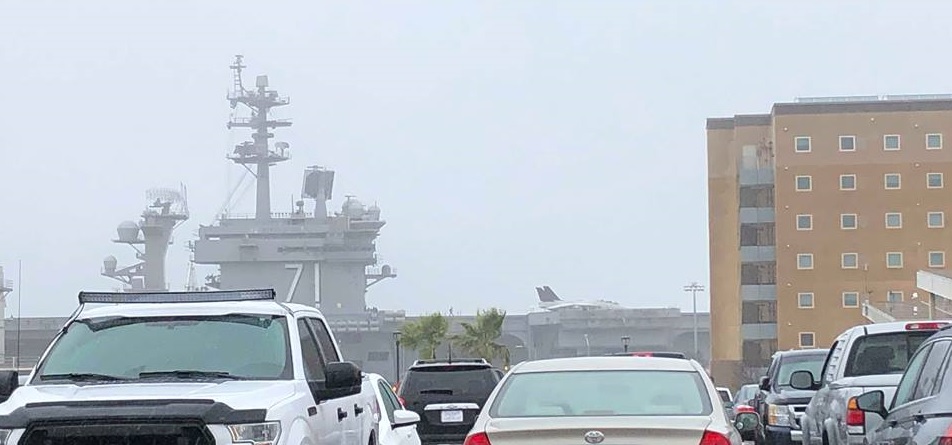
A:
463 356 749 445
364 373 422 445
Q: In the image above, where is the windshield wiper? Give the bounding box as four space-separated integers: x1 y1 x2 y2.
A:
40 373 129 382
138 370 247 380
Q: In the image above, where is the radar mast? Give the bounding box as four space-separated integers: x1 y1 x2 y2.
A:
226 55 292 221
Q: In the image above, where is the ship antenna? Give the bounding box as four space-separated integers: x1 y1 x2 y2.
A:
229 55 246 97
16 260 21 370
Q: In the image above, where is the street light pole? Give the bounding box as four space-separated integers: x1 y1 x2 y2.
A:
683 282 705 360
392 331 402 384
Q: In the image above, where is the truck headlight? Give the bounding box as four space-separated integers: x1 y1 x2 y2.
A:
0 429 9 445
227 422 280 445
767 404 794 427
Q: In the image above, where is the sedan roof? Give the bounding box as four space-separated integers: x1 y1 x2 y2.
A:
512 356 698 374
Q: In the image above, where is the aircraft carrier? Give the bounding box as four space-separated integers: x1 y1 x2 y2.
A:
0 57 711 380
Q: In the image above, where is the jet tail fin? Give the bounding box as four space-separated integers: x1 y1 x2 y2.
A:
537 285 562 302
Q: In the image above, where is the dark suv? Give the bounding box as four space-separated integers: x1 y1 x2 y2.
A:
753 349 827 445
396 358 502 444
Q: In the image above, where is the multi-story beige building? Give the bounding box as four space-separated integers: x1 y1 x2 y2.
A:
707 95 952 388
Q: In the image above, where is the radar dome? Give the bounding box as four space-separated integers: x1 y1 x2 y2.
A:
116 221 140 243
366 204 381 221
103 255 118 273
342 197 365 219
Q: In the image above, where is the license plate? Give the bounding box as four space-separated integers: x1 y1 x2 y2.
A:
440 409 463 423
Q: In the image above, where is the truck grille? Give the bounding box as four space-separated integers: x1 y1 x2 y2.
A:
791 404 807 429
20 422 214 445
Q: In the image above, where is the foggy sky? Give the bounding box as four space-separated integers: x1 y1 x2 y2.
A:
1 1 949 317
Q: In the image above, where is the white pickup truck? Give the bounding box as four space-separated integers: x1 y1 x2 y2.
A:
0 289 421 445
798 321 949 445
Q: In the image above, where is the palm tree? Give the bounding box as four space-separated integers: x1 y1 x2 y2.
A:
400 312 448 360
453 308 510 367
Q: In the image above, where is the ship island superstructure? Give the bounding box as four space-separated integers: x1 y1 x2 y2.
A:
191 56 401 375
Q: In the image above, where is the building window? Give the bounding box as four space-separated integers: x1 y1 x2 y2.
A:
842 253 859 269
795 137 811 153
927 133 943 150
798 292 815 309
929 212 945 228
885 173 901 190
797 214 813 231
886 252 904 269
796 175 812 191
841 213 858 230
887 291 903 303
839 135 856 152
842 292 860 308
928 173 944 189
840 174 857 191
799 332 816 348
885 212 903 229
884 134 901 151
929 251 946 268
742 301 778 324
798 253 814 270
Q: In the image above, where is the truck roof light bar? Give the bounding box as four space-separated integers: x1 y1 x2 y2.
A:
77 289 276 304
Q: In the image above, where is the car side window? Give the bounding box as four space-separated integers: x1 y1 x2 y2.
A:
912 340 951 400
377 381 399 422
892 343 933 409
306 317 341 363
297 319 327 381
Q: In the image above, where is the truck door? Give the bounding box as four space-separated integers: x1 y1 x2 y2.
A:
297 318 347 445
305 317 364 445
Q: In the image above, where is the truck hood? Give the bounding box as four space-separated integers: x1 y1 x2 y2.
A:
767 388 816 405
0 380 297 415
831 374 902 389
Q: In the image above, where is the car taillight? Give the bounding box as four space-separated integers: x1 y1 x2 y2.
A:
846 397 865 435
698 430 731 445
631 352 655 357
906 322 948 330
939 424 952 445
463 432 492 445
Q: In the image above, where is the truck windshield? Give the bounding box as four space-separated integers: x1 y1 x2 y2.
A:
776 354 825 388
35 314 292 382
844 331 933 377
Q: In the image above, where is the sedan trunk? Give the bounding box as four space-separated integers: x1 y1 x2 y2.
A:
484 416 713 445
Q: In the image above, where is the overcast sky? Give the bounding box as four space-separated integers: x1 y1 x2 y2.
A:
1 1 949 317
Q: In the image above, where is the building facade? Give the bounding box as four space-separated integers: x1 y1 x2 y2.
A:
708 95 952 388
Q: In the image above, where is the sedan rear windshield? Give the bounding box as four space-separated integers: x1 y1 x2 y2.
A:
844 331 933 377
490 370 712 417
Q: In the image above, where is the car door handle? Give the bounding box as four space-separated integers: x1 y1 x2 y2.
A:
337 407 348 422
354 404 364 416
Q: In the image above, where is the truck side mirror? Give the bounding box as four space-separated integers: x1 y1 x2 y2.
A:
0 371 19 403
758 376 770 391
312 361 362 401
790 370 816 390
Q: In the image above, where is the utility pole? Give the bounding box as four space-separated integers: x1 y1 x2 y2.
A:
683 282 706 360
